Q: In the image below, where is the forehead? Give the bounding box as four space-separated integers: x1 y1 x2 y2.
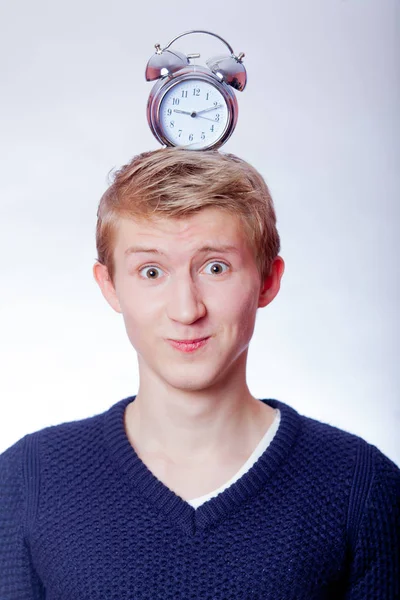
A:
114 207 252 255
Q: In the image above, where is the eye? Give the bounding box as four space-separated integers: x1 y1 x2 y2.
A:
203 261 229 275
139 266 164 280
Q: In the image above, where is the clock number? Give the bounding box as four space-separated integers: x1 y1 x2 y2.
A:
167 108 172 116
206 93 210 100
214 101 218 106
210 125 215 132
170 121 174 128
189 133 194 141
201 132 205 140
181 90 188 98
215 114 220 122
178 129 182 138
193 88 200 96
172 98 180 106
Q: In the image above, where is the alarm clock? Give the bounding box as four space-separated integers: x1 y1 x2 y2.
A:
145 30 247 150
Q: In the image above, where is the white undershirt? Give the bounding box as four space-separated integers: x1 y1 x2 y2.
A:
188 408 281 509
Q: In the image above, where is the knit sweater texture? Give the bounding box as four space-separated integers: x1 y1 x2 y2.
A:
1 396 399 599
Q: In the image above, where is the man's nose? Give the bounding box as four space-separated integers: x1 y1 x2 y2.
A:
166 275 207 324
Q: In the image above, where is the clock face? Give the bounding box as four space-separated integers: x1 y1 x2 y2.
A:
158 79 230 149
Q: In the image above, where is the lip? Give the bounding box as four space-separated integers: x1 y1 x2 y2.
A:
166 336 210 353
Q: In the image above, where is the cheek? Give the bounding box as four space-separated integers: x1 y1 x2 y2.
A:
218 285 259 334
117 276 161 320
116 286 157 347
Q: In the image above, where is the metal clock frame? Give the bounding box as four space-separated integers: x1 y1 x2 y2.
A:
147 66 239 150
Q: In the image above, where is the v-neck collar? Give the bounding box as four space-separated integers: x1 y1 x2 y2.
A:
104 396 302 535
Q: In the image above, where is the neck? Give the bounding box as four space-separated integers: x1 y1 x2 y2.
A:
124 362 275 467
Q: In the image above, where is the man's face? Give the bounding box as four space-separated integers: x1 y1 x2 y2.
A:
95 207 283 393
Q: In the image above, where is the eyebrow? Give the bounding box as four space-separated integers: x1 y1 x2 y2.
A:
124 246 165 256
124 244 240 257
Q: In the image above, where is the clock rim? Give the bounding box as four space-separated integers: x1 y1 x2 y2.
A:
147 68 238 150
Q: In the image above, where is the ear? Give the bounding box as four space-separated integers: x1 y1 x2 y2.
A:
258 256 285 308
93 262 122 314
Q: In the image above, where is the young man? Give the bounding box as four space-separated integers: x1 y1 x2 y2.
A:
1 148 399 599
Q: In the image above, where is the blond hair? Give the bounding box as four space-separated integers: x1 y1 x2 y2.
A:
96 148 280 284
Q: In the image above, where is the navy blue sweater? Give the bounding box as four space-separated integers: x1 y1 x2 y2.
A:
1 396 399 599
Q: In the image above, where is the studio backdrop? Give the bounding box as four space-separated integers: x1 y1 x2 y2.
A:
0 0 399 465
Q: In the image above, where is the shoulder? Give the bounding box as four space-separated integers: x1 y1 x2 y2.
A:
269 398 400 493
298 410 400 498
272 399 400 550
0 396 132 473
0 397 133 531
280 399 398 468
299 410 399 474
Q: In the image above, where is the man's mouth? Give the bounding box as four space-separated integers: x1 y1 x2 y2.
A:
166 337 210 353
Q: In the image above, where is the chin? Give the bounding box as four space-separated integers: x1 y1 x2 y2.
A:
166 377 216 393
161 368 223 393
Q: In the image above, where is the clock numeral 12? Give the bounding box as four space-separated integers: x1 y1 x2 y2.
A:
193 88 200 96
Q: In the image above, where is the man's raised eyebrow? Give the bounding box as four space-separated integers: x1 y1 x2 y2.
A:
197 245 240 254
124 246 166 256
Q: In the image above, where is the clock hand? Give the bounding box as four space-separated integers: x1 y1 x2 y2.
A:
173 109 192 115
195 115 217 122
173 108 218 122
196 104 223 115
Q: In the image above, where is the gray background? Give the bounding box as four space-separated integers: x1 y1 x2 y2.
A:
0 0 399 464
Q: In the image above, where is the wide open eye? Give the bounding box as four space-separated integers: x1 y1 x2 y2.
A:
139 266 165 280
203 261 229 275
